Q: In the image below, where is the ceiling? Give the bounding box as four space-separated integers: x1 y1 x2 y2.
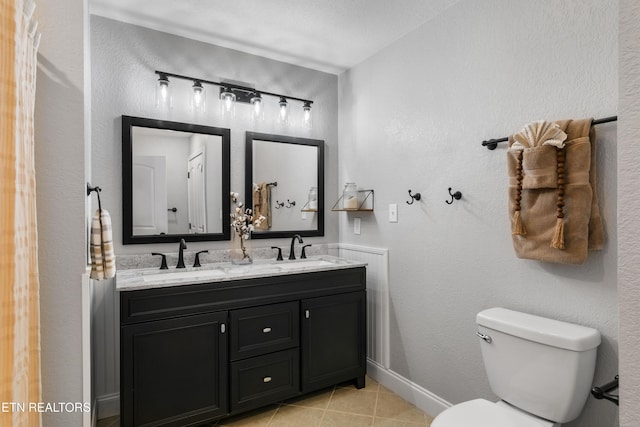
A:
89 0 459 74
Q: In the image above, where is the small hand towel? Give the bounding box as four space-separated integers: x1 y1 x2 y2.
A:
90 209 116 280
253 182 272 230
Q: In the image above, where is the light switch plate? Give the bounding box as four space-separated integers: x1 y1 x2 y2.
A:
389 203 398 222
354 218 361 235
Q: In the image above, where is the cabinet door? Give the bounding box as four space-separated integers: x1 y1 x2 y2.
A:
301 291 366 393
121 312 228 427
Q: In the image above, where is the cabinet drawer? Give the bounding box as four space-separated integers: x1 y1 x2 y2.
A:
230 348 300 413
230 301 299 361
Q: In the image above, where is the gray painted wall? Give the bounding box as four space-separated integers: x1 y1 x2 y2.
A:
619 0 640 425
90 15 338 408
338 1 618 426
34 0 89 425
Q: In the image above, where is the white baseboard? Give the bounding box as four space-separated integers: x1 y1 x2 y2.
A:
96 393 120 420
367 359 451 418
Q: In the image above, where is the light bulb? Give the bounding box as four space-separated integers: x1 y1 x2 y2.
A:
250 92 263 122
219 87 236 118
191 81 206 113
302 101 312 129
279 97 289 125
155 74 172 109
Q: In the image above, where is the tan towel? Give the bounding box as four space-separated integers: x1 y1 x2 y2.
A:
253 182 272 230
507 118 604 264
90 209 116 280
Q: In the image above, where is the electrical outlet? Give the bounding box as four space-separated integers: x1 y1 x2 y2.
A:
354 218 361 235
389 203 398 223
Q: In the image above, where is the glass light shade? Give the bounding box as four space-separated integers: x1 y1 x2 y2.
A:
191 81 206 113
155 75 172 109
219 87 236 118
278 97 289 125
302 102 313 129
250 93 264 122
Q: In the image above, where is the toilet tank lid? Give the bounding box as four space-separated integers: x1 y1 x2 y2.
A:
477 308 601 351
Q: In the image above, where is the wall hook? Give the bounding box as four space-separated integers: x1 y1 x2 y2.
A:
406 190 421 205
275 200 285 209
446 188 462 204
286 199 296 208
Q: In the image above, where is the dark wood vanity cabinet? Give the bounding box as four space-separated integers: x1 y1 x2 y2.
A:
120 312 228 427
120 267 366 427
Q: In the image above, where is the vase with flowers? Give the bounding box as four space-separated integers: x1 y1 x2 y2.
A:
230 192 265 264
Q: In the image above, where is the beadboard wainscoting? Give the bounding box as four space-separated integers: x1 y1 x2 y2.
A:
329 243 390 369
92 277 120 419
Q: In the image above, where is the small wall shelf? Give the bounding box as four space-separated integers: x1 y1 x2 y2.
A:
331 189 375 212
300 202 318 213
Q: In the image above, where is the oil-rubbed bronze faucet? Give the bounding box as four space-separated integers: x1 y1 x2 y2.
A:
288 234 303 260
176 238 187 268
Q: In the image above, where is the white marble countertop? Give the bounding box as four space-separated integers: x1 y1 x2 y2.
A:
116 255 367 292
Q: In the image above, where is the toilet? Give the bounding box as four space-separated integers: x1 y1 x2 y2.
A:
432 307 601 427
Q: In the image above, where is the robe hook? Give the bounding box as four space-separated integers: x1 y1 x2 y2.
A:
446 188 462 204
406 190 421 205
286 199 296 208
275 200 285 209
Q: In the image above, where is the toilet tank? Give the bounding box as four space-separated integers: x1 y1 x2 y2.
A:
476 308 601 424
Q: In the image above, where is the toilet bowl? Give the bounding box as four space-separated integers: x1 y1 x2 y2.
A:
432 308 600 427
432 399 557 427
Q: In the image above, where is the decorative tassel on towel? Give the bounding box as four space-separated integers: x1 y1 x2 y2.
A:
512 210 527 236
512 150 526 236
551 217 565 249
550 147 566 249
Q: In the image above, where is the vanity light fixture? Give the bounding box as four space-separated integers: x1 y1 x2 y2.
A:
155 73 172 110
153 70 313 128
191 80 205 113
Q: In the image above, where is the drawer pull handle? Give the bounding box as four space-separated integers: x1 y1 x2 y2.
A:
263 376 272 383
262 327 272 333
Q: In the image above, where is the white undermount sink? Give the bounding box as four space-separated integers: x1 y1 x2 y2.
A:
275 259 336 271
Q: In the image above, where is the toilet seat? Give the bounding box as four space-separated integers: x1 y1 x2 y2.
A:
432 399 556 427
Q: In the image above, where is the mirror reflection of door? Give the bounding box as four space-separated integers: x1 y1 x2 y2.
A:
123 116 231 244
188 151 206 234
132 156 168 235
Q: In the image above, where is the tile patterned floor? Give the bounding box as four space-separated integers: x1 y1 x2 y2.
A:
97 377 433 427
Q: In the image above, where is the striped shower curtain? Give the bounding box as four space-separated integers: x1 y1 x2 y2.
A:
1 0 42 426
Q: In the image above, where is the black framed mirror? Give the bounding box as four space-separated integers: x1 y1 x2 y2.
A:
245 132 324 239
122 115 231 244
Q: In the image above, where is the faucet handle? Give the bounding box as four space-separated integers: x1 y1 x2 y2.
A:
193 250 209 267
151 253 168 270
271 246 283 261
301 244 312 259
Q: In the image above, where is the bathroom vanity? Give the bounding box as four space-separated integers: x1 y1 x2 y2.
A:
117 257 366 427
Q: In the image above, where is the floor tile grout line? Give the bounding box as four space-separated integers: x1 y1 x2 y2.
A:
265 401 283 426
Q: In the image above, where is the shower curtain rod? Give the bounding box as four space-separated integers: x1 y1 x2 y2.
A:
481 115 617 150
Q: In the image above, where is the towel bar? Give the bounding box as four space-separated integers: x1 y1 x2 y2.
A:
481 116 617 150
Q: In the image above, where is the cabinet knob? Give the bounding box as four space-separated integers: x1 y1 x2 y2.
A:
263 376 272 383
305 310 310 319
220 324 226 334
262 327 272 333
